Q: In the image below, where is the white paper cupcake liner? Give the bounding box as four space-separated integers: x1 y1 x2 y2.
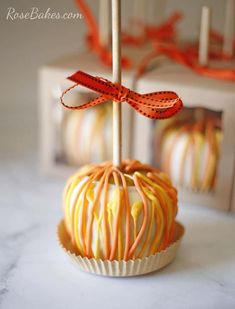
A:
57 220 184 277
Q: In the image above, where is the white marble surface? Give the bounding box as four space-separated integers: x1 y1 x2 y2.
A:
1 107 235 309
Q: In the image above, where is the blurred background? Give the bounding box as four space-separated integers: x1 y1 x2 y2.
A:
0 0 228 174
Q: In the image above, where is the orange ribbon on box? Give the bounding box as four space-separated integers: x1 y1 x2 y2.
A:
145 12 182 42
121 12 182 47
75 0 182 69
154 43 235 82
75 0 235 81
210 29 235 59
60 70 183 119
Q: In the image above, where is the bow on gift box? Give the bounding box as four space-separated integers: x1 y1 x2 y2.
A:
121 12 182 47
60 70 183 119
154 43 235 82
75 0 182 69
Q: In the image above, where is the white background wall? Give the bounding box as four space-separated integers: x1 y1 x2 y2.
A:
0 0 228 124
0 0 93 113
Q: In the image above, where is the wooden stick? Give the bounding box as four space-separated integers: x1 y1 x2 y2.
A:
112 0 122 166
199 6 211 66
99 0 110 47
223 0 234 57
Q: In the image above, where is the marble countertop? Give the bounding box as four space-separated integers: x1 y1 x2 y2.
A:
1 108 235 309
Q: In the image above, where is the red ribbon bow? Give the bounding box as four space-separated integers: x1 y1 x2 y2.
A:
60 71 183 119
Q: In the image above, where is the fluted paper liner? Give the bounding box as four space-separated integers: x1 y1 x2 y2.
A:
57 220 184 277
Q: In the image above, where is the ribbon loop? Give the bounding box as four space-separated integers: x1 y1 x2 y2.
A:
60 70 183 119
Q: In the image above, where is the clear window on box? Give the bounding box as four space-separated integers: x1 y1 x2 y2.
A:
152 106 223 192
51 86 112 167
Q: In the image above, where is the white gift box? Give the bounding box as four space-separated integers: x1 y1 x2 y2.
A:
134 61 235 212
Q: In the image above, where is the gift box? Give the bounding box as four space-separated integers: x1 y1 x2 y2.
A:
133 61 235 212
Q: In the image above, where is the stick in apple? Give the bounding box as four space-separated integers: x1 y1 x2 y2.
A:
112 0 122 166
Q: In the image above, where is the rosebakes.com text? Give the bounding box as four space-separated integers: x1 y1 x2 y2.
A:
6 7 83 20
